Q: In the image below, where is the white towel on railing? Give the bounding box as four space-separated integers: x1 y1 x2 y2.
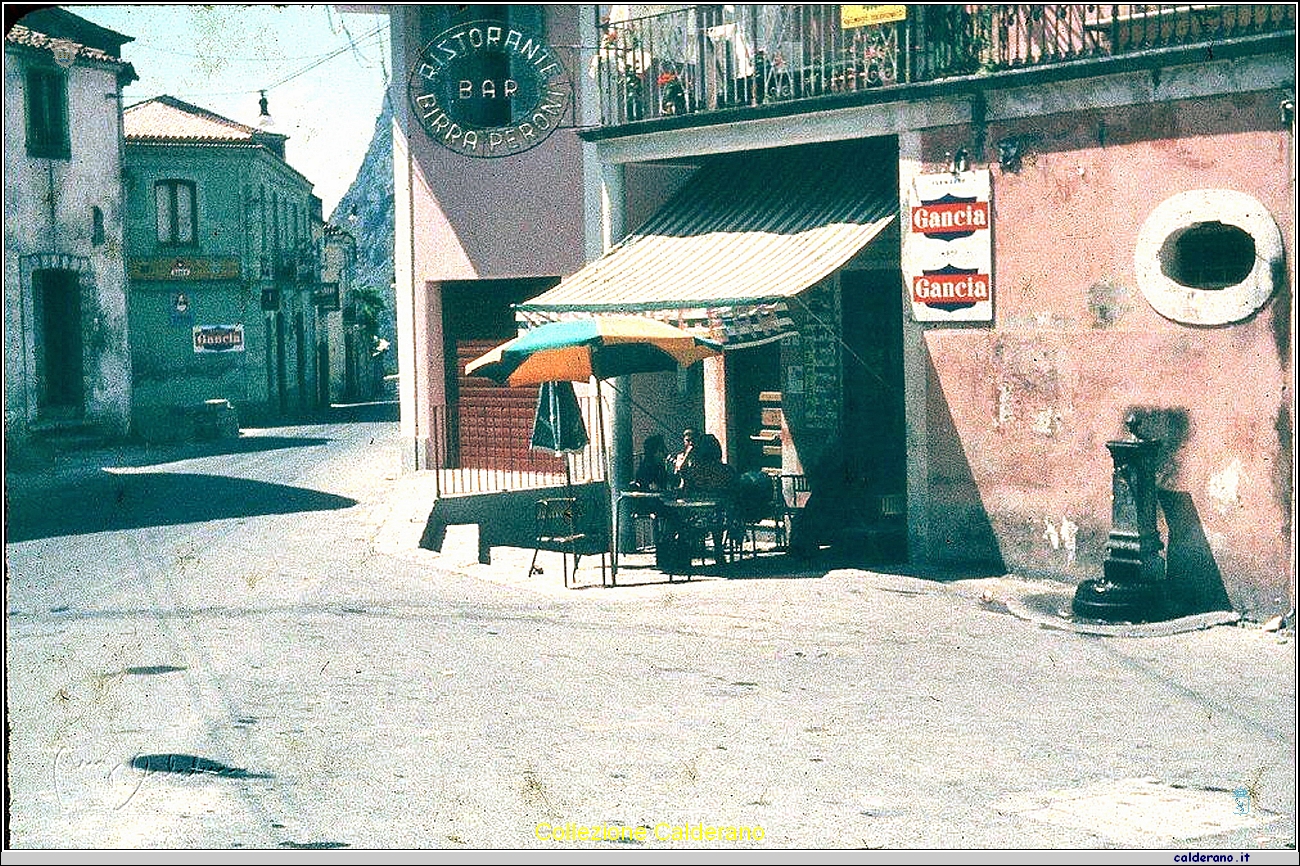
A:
705 22 755 78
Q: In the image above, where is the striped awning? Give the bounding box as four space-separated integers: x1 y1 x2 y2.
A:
516 141 898 346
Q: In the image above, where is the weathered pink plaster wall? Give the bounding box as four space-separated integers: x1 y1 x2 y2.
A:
407 7 588 283
920 90 1292 616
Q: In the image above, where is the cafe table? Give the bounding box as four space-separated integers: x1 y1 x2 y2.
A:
611 489 665 582
654 497 731 577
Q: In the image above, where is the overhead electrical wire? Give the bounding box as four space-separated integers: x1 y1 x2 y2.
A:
264 24 386 91
120 40 367 63
122 24 388 101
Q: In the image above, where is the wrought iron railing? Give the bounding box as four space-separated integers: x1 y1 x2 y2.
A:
592 4 1295 126
423 400 606 497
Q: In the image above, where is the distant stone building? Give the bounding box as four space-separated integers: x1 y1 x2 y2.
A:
4 8 137 456
319 223 366 403
123 96 327 437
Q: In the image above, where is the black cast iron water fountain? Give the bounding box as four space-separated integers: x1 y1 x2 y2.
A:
1072 413 1169 623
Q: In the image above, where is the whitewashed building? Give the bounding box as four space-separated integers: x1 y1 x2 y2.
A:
4 8 137 456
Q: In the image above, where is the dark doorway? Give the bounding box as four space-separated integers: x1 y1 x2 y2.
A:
264 317 276 416
343 331 357 401
34 269 83 417
725 340 782 475
317 335 330 406
275 312 288 415
294 311 307 412
841 268 907 501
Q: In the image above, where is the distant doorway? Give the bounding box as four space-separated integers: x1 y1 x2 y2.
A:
725 340 782 475
275 312 288 414
33 269 83 418
295 310 307 412
841 269 906 498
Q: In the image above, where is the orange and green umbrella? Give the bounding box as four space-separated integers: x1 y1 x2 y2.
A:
464 315 721 386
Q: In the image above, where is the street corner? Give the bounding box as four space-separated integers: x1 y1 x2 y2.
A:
995 776 1286 848
1000 582 1242 638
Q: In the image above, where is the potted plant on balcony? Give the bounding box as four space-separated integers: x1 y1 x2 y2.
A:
624 67 646 121
591 15 651 123
658 70 687 115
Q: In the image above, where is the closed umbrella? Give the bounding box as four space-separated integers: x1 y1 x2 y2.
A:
531 380 589 464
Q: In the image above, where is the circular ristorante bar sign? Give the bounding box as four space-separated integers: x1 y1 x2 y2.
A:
408 20 569 158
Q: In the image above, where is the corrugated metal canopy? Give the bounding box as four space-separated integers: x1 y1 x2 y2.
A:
516 141 898 340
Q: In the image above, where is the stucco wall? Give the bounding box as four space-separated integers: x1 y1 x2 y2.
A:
391 5 592 468
915 90 1293 616
397 5 588 283
4 49 132 440
124 143 321 431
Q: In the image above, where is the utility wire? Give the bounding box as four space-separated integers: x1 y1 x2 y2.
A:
123 40 364 63
124 26 387 101
265 25 386 91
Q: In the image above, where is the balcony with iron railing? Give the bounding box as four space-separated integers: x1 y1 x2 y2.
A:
260 245 321 285
589 4 1295 130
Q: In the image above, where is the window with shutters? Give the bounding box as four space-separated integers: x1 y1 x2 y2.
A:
155 180 197 246
25 66 70 159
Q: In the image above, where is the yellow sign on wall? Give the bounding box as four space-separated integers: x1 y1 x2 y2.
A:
841 5 907 29
129 256 241 281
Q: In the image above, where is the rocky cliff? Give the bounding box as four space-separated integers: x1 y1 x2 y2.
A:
330 91 396 374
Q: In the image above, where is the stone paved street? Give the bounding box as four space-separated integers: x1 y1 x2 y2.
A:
4 407 1295 852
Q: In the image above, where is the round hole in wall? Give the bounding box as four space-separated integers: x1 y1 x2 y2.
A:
1158 221 1256 290
1134 189 1282 326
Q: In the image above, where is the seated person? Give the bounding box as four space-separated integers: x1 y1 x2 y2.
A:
627 436 668 537
668 428 697 487
662 433 736 567
677 433 737 498
630 434 669 491
789 444 872 559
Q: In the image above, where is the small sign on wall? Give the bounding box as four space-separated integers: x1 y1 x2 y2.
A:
170 292 193 326
193 324 244 353
129 256 241 281
841 5 907 29
903 169 993 322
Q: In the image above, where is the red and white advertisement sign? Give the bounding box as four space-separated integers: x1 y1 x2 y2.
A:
903 169 992 322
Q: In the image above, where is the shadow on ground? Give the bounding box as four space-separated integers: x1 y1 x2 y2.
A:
602 550 828 587
130 753 272 779
107 435 335 468
596 547 931 587
325 400 399 423
242 400 399 430
5 472 357 542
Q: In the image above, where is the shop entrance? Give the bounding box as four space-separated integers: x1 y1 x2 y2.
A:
724 340 782 475
442 277 561 470
33 269 83 418
840 268 907 507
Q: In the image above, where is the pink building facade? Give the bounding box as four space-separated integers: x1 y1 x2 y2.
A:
909 87 1293 615
388 5 1294 618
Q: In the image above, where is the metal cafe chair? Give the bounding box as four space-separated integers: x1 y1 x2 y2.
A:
730 471 781 557
529 497 604 588
656 498 729 579
623 451 662 552
778 473 811 545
